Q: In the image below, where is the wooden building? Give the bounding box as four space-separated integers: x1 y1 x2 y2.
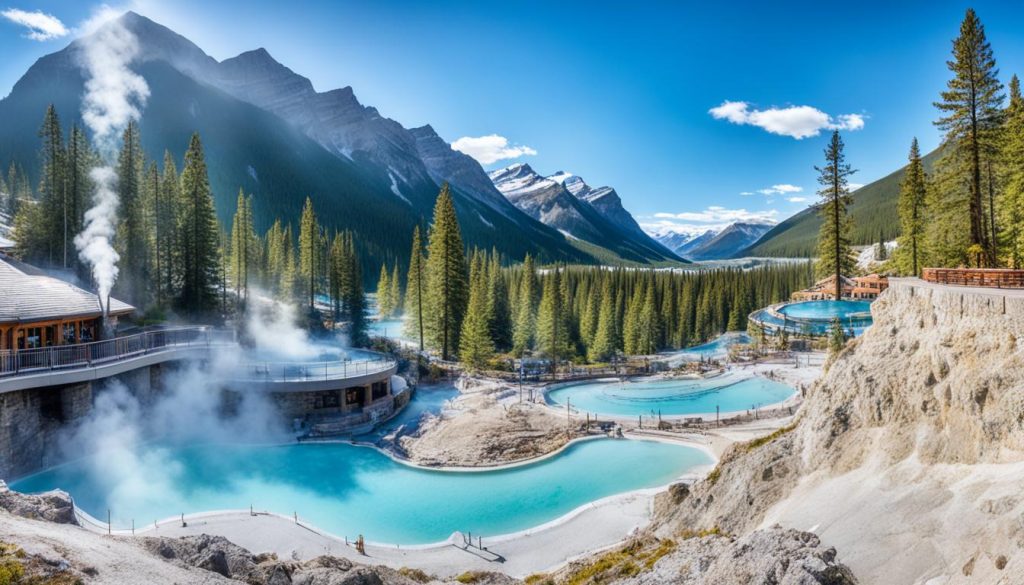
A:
0 255 133 351
791 273 889 301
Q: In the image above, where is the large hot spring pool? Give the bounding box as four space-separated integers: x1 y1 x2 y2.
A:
547 373 795 418
11 439 711 545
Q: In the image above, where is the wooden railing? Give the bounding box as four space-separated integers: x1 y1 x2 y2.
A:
921 268 1024 289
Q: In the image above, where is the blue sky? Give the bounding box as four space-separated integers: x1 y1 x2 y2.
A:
3 1 1024 235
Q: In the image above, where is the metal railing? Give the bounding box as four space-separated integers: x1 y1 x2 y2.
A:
0 327 236 378
234 357 396 383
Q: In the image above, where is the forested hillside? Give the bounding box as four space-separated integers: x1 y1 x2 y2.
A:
740 147 941 258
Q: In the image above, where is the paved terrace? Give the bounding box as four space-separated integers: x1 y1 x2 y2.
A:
0 327 396 393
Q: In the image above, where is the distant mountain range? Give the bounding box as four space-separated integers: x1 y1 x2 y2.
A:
0 12 680 268
653 222 773 261
488 164 680 264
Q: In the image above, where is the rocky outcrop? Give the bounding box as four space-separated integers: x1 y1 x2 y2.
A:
552 528 855 585
0 483 76 525
649 279 1024 583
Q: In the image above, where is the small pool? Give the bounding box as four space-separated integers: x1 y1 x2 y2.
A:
368 318 407 341
750 300 873 337
547 373 795 418
777 300 871 320
11 439 710 545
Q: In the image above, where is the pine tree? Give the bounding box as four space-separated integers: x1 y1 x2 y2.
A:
65 125 94 278
157 151 181 300
535 266 569 371
999 75 1024 267
636 277 661 354
298 197 321 314
424 184 468 360
115 120 149 306
896 138 928 275
588 278 616 362
230 189 256 304
177 132 220 317
404 225 426 350
512 254 537 355
377 264 393 317
934 8 1005 265
815 130 856 298
459 253 494 369
389 263 402 317
486 251 512 352
38 104 64 266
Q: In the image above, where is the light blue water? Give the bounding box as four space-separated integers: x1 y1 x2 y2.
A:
752 300 873 337
777 300 871 320
368 318 407 341
680 333 752 358
366 384 459 438
11 439 710 544
547 373 795 417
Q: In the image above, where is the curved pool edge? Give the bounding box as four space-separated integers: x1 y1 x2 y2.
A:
63 435 716 551
541 373 800 422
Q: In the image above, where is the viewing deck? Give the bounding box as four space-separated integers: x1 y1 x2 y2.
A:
0 327 236 393
0 327 397 394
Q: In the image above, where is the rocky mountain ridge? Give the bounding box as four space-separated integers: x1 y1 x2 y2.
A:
654 221 773 260
489 163 680 263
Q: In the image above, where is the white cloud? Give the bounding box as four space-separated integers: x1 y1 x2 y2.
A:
849 182 865 191
787 196 808 203
757 184 802 196
451 134 537 165
709 100 866 139
739 191 754 196
1 8 68 41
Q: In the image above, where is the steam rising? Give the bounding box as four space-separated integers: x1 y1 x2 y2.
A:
74 8 150 308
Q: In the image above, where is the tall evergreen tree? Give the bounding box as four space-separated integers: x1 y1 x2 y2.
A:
116 120 148 306
459 253 494 368
512 253 537 355
535 266 569 371
424 184 468 360
389 263 402 317
38 104 65 266
377 264 393 317
230 189 256 304
486 251 512 351
896 138 928 275
815 130 856 298
298 197 321 314
177 133 220 317
934 8 1005 265
404 225 426 350
1000 76 1024 266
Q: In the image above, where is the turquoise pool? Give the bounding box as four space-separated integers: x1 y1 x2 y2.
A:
777 300 871 320
11 439 710 545
750 300 873 337
547 373 795 417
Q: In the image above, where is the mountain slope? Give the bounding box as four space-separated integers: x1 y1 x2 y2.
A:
0 12 590 268
489 164 682 264
739 147 942 258
686 222 773 260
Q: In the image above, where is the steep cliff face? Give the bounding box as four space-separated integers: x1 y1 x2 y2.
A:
654 279 1024 584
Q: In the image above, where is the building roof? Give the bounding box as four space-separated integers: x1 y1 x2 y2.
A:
0 255 134 325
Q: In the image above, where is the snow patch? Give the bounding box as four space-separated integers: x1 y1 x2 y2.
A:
388 172 411 205
246 165 258 182
477 212 494 229
856 240 897 271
